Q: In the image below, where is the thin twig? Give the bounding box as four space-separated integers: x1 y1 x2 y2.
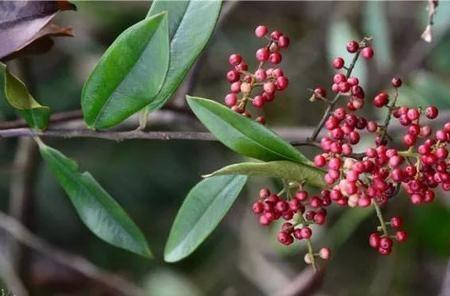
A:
0 250 29 296
309 39 364 141
8 137 39 281
0 211 145 296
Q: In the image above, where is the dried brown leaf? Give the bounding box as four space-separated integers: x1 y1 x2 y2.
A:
0 0 76 60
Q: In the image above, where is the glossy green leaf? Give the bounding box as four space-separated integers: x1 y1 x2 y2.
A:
145 0 222 112
0 63 50 130
81 12 169 129
37 140 152 257
187 96 310 164
164 175 247 262
205 161 325 188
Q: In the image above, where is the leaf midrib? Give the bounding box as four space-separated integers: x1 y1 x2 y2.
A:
45 148 140 251
200 103 301 163
166 176 241 257
92 17 164 127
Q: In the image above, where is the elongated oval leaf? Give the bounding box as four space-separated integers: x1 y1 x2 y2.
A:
187 96 310 163
205 161 325 188
37 140 152 257
0 63 50 130
146 0 222 112
81 12 169 129
164 175 247 262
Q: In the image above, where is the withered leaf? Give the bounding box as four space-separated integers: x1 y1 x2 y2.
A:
0 1 76 60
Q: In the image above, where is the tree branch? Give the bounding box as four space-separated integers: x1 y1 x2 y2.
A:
0 211 145 296
8 137 39 282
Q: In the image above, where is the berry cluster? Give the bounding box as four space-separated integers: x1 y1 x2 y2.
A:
233 31 450 268
310 38 450 256
369 216 407 255
251 187 330 264
225 25 290 123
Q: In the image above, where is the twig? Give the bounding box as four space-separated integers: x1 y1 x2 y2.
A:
0 211 145 296
0 250 29 296
309 39 364 141
8 138 39 281
421 0 438 43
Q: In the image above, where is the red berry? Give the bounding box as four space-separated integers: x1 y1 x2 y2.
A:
225 93 238 107
278 35 290 48
256 48 270 61
373 92 389 107
425 106 438 119
276 76 289 90
300 227 312 239
361 47 374 59
319 247 330 260
391 77 402 88
277 231 294 245
263 82 276 94
270 30 282 40
314 87 327 98
396 231 408 243
346 40 359 53
269 52 282 64
255 25 268 38
229 54 242 66
235 62 248 71
252 201 264 214
259 188 271 199
256 116 265 124
369 232 380 248
380 237 393 249
332 57 345 69
226 70 240 83
378 246 392 255
252 96 264 108
314 155 326 167
390 216 402 228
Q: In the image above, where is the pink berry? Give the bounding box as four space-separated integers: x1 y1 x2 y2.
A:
228 54 242 66
361 47 374 59
256 48 270 61
269 52 282 64
225 93 238 106
332 57 345 69
425 106 438 119
255 25 268 38
278 35 290 48
346 40 359 53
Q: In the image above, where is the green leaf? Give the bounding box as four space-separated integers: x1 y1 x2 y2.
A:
145 0 222 112
81 12 169 129
0 63 50 130
204 161 325 188
37 140 152 258
187 96 310 164
164 175 247 262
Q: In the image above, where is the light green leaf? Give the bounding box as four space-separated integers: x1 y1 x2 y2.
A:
81 12 169 129
204 161 325 188
0 63 50 130
146 0 222 112
164 175 247 262
187 96 310 164
38 140 152 257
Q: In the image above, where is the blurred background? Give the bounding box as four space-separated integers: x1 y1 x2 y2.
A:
0 1 450 295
